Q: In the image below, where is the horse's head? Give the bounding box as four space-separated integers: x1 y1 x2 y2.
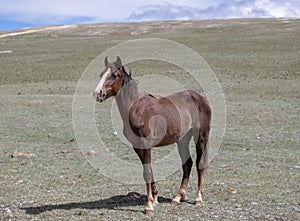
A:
93 56 126 102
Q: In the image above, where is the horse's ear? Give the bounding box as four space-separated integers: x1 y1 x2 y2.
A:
116 56 122 69
105 56 109 68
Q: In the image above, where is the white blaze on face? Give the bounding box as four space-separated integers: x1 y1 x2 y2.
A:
94 68 111 96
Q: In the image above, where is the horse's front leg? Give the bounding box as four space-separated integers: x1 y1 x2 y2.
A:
144 164 154 214
134 147 155 215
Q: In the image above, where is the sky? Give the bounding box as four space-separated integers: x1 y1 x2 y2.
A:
0 0 299 31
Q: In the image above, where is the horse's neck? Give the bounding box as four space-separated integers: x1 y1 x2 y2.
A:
116 80 142 121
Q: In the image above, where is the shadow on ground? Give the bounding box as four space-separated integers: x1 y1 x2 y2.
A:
22 192 172 214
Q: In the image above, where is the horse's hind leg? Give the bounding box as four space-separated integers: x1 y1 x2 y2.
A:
172 130 193 206
194 128 209 206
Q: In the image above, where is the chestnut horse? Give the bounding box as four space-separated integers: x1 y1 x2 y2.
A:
93 56 211 215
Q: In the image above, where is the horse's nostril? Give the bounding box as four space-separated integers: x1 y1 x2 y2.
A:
96 91 106 101
93 90 103 98
100 92 106 98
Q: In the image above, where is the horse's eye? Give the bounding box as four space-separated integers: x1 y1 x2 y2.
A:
111 73 117 80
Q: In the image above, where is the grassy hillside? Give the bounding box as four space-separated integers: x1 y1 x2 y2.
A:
0 18 299 220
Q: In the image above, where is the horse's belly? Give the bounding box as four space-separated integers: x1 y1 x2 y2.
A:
154 134 179 146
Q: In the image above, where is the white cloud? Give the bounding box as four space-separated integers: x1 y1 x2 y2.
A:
202 0 300 18
253 0 300 17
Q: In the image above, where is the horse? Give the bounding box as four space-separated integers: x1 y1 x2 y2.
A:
93 56 211 215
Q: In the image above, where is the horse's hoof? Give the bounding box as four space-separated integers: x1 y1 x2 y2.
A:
195 200 203 206
181 196 188 202
144 208 154 215
171 200 180 206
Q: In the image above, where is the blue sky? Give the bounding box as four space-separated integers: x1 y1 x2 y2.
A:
0 0 299 31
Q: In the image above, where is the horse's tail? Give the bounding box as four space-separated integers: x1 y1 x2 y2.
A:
187 90 211 170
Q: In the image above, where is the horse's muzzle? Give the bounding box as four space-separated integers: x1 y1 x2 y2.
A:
93 90 106 102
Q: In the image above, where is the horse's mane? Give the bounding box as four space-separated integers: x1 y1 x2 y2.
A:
122 66 133 86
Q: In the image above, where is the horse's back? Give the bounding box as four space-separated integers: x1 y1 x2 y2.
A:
165 89 210 117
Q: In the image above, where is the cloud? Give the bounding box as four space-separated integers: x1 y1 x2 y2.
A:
254 0 300 17
128 0 300 21
217 0 300 18
196 0 300 18
0 0 300 30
